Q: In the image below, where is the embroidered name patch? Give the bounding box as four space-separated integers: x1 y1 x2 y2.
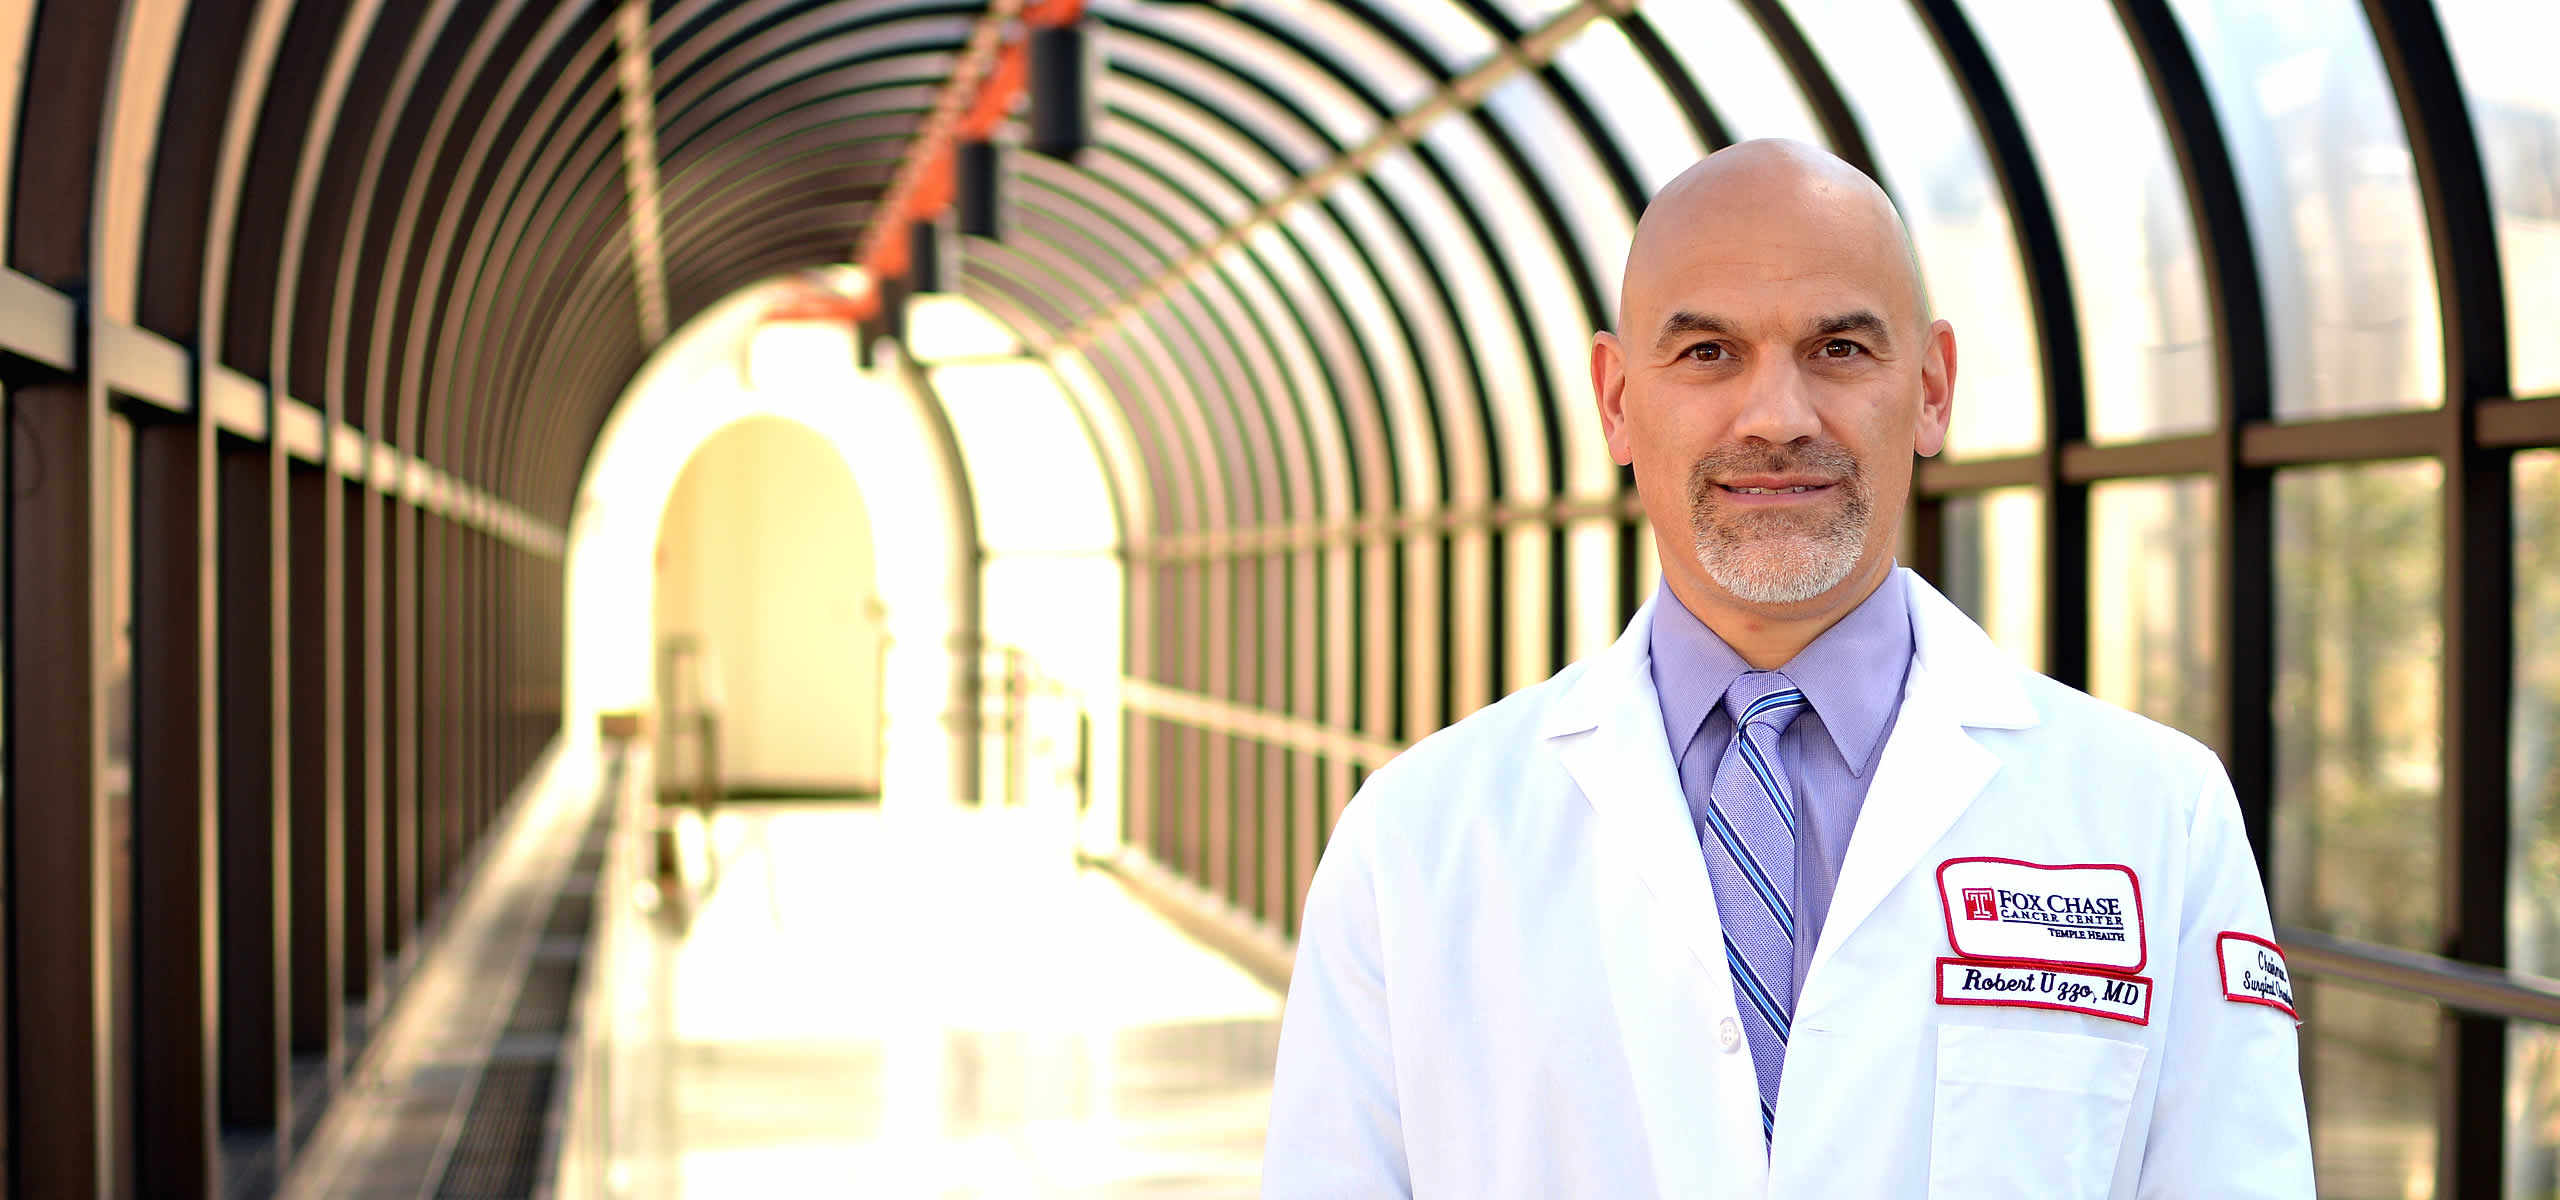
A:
1935 958 2152 1025
1937 857 2146 973
2218 932 2298 1021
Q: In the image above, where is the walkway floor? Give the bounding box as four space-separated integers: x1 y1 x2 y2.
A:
609 802 1283 1198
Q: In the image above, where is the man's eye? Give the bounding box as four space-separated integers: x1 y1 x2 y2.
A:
1820 339 1864 359
1684 343 1725 362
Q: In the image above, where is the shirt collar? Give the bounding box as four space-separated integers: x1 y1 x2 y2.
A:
1646 570 1915 777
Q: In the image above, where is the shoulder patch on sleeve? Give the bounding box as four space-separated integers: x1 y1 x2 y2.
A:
2217 932 2298 1022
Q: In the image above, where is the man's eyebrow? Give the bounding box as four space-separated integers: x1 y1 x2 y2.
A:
1652 310 1734 351
1813 310 1893 347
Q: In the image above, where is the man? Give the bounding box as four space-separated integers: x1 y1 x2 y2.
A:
1261 141 2313 1196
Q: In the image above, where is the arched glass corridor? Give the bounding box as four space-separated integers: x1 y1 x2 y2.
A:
0 0 2554 1195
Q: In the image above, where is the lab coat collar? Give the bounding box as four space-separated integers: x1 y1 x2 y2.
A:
1537 568 2042 1173
1803 569 2037 983
1538 567 2035 743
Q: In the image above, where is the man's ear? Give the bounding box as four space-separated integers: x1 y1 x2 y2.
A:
1593 332 1634 466
1913 318 1956 458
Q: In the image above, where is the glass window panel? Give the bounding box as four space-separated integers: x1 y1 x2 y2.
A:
2302 981 2439 1199
1102 4 1384 150
1368 147 1550 500
1936 488 2044 672
1482 0 1573 32
2437 2 2560 398
1550 20 1707 197
1359 0 1500 75
1417 111 1610 495
1965 0 2217 443
1480 73 1636 317
1634 0 1827 147
2088 477 2219 745
2512 451 2560 1195
1781 0 2045 459
1229 2 1437 111
2273 459 2441 955
1099 74 1298 205
2167 0 2444 418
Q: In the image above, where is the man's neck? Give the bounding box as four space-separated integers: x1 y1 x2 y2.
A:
1665 561 1894 670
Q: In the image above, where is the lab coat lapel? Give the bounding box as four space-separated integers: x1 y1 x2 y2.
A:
1806 571 2038 982
1544 600 1759 1197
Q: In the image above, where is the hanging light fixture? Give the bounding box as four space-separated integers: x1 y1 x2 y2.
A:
1026 0 1092 162
956 37 1025 239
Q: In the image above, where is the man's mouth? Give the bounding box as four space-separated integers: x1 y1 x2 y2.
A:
1722 484 1825 495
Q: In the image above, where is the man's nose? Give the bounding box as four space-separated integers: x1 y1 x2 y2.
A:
1730 358 1822 445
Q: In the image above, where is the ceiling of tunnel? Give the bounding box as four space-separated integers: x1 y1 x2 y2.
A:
0 0 2552 534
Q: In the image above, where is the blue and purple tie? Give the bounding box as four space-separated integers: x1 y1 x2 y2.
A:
1702 670 1808 1144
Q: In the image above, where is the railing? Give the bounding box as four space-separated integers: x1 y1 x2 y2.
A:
2280 926 2560 1026
976 641 1091 816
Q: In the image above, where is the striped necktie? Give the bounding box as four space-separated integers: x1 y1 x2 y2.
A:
1702 670 1808 1144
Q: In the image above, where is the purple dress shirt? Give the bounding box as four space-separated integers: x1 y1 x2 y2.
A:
1647 570 1916 992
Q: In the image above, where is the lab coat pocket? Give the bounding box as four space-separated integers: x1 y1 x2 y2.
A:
1927 1023 2148 1200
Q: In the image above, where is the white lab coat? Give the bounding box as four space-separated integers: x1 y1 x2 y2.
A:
1263 569 2313 1198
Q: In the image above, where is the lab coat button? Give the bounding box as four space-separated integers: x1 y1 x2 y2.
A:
1717 1017 1741 1052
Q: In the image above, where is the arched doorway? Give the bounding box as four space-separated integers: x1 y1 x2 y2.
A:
652 416 885 798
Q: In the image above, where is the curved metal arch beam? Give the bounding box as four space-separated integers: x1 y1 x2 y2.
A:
653 117 909 252
1320 164 1498 510
646 0 968 100
1610 11 1736 153
943 262 1157 540
438 30 627 493
1729 0 1880 177
479 136 637 514
1095 15 1350 174
131 0 271 346
1128 1 1499 517
652 16 964 156
655 68 938 186
451 82 644 445
1131 4 1505 516
1077 61 1461 525
221 0 375 381
320 0 450 452
1086 315 1227 541
961 231 1190 537
282 1 414 421
1012 160 1312 542
1064 105 1386 532
345 0 525 458
1002 195 1234 536
1906 0 2087 687
388 3 608 490
416 12 622 489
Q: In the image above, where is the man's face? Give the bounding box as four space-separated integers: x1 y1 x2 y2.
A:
1593 182 1953 615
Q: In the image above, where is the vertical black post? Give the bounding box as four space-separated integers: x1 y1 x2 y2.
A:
388 495 419 955
216 434 291 1173
6 4 121 1193
2110 0 2277 877
1908 0 2089 691
344 476 384 1012
287 464 343 1077
132 408 221 1198
8 380 115 1200
420 508 448 896
2358 1 2515 1192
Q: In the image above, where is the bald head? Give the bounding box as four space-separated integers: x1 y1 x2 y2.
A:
1590 138 1956 652
1618 139 1926 338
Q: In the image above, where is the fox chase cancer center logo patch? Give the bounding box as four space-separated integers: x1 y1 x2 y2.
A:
1937 857 2146 974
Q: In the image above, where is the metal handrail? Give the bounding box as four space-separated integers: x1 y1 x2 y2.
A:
2279 926 2560 1026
